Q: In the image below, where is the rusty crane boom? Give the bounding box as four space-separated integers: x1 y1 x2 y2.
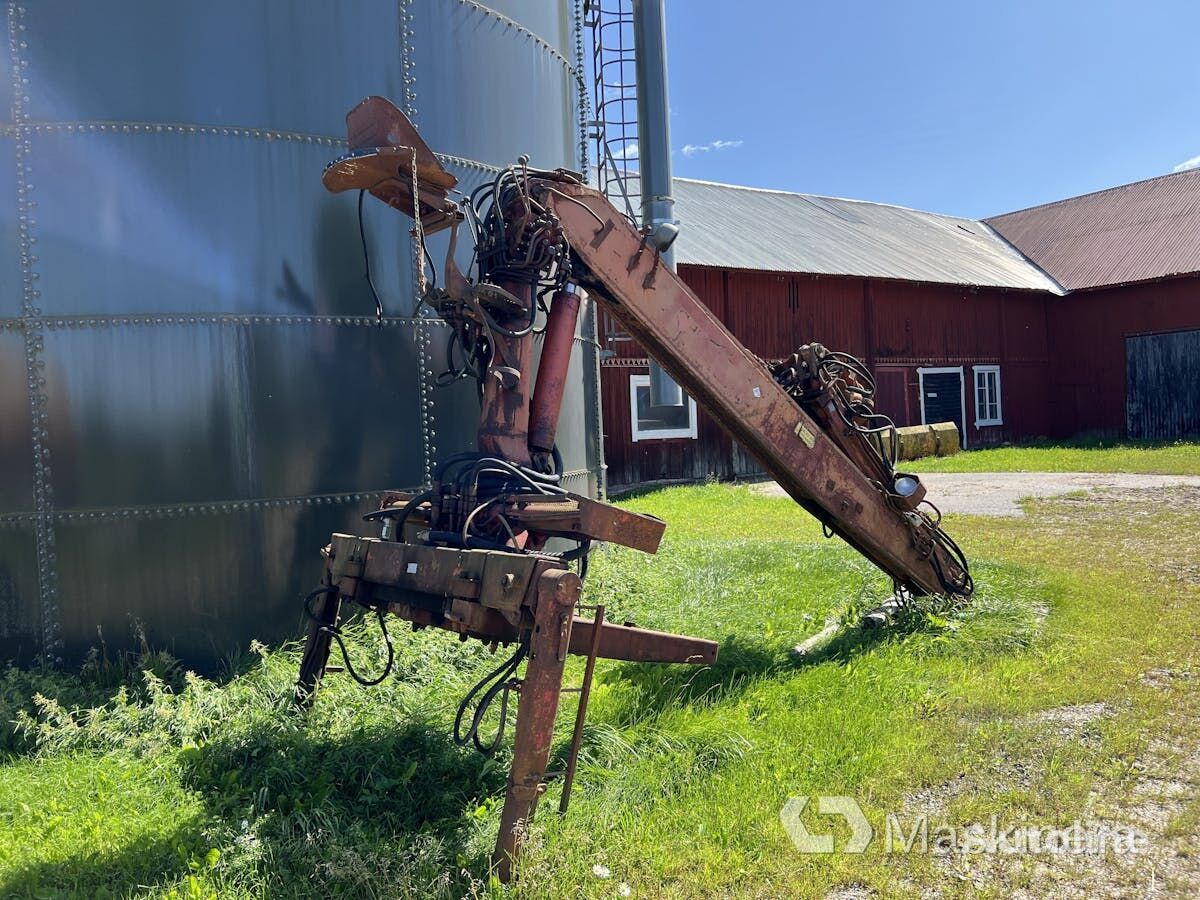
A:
294 97 972 881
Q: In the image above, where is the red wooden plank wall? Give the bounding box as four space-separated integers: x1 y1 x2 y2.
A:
1045 276 1200 437
600 264 1196 489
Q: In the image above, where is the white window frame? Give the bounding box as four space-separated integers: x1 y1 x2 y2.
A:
629 373 698 442
917 365 967 449
972 364 1003 428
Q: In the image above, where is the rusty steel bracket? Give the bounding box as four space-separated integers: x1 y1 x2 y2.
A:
501 492 666 553
567 616 717 664
321 534 717 662
322 96 461 233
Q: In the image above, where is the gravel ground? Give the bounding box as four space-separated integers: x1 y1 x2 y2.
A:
754 472 1200 517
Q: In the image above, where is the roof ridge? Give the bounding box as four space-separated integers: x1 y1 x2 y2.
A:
985 166 1200 222
672 175 980 223
974 220 1067 295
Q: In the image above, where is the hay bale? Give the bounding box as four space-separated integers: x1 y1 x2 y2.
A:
895 424 937 460
874 422 961 461
929 421 960 456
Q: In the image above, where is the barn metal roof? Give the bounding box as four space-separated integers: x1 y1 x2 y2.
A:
984 168 1200 291
671 177 1064 293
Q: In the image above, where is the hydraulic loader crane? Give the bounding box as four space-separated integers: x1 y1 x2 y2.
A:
295 98 973 882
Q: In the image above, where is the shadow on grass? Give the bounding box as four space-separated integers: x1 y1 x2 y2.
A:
595 613 942 726
179 718 503 831
0 718 502 898
599 634 782 721
186 719 500 894
0 822 210 900
790 621 899 666
0 615 944 896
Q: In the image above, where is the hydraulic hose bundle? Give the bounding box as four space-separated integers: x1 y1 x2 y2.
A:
773 343 973 601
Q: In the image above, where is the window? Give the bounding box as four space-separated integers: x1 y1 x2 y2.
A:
629 373 698 441
973 365 1002 427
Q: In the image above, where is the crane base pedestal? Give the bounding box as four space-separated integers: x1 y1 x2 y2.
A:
294 533 716 882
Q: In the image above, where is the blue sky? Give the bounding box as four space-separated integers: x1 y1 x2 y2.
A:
662 0 1200 218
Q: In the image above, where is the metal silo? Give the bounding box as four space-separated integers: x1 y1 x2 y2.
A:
0 0 600 668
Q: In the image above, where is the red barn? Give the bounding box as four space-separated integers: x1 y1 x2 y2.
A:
600 169 1200 490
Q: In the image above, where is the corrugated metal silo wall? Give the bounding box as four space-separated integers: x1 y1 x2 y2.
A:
0 0 600 669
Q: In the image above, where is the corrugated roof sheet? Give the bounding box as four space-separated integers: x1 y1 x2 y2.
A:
985 168 1200 291
671 177 1063 293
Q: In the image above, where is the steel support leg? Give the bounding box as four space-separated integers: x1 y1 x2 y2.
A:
492 568 582 882
294 580 342 707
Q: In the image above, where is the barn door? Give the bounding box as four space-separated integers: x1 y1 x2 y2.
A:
1126 329 1200 439
918 367 966 449
874 368 911 427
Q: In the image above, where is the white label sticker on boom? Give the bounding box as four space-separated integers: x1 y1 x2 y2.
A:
794 421 816 448
752 387 762 398
406 562 419 575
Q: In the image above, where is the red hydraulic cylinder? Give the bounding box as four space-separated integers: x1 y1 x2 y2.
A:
528 286 583 460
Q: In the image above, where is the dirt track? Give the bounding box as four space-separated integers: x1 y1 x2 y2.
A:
754 472 1200 517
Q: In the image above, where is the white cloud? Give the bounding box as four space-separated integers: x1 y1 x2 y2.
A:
611 143 639 161
1174 154 1200 173
681 138 744 158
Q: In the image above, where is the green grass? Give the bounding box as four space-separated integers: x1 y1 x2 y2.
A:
905 438 1200 475
1 483 1197 897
